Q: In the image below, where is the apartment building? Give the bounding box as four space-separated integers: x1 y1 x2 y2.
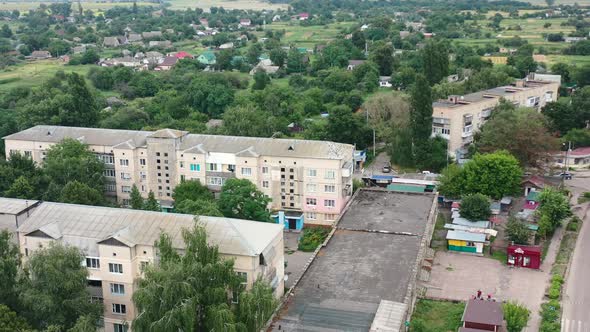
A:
15 200 284 332
432 77 560 160
3 126 355 227
0 197 40 241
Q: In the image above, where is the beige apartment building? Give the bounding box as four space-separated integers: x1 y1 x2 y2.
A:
14 200 284 332
3 126 355 228
432 77 560 160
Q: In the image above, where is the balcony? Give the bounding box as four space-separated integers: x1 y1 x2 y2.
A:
461 125 473 138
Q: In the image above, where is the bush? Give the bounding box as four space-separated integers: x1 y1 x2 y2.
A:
298 227 330 252
460 193 492 221
547 285 560 300
540 300 561 323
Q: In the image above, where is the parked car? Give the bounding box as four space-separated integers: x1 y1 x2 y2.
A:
559 172 573 180
382 164 391 173
422 170 431 175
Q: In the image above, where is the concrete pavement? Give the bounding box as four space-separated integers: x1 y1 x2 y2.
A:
562 176 590 332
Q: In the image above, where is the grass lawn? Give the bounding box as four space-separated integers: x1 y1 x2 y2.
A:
260 21 356 49
410 299 465 332
0 59 93 89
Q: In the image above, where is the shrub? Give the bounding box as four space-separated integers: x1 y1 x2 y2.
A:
547 285 560 300
298 227 330 252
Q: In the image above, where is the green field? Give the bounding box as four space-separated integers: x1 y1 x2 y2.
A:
0 59 92 89
260 21 356 49
410 299 466 331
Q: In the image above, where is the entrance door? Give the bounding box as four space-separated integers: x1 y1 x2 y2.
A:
288 219 297 230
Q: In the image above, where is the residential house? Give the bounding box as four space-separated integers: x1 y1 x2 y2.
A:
126 33 143 44
197 51 216 65
297 12 309 20
564 36 587 43
148 40 172 48
29 50 52 59
218 42 234 50
360 24 370 31
72 45 86 54
379 76 392 88
460 299 505 331
347 60 365 70
399 30 410 39
16 200 285 332
144 51 164 64
239 18 251 27
272 14 281 22
4 126 355 226
250 59 279 75
199 18 209 27
521 175 546 196
174 51 193 60
423 32 434 38
431 78 560 159
554 147 590 170
155 56 178 71
103 37 120 48
141 31 162 39
99 57 142 68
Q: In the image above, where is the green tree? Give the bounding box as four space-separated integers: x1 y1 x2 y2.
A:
4 176 35 199
538 188 571 232
370 44 394 76
59 180 104 206
130 184 143 210
410 74 433 162
505 218 532 244
175 199 223 217
218 178 271 222
43 139 105 192
144 191 160 211
172 180 213 205
222 106 279 137
0 231 20 311
542 101 579 134
478 103 559 168
438 164 464 199
132 225 243 331
0 305 32 332
48 39 70 57
462 151 523 199
563 128 590 148
460 193 492 221
551 63 570 82
247 42 263 65
351 30 366 50
235 280 277 332
503 302 531 332
421 40 449 85
252 69 271 90
67 315 98 332
286 47 305 74
20 243 102 330
0 24 12 38
269 47 287 67
326 105 373 149
573 65 590 87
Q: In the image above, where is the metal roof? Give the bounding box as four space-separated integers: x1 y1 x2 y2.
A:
17 202 282 257
452 217 490 229
4 125 354 160
0 198 39 215
461 299 504 326
446 230 486 242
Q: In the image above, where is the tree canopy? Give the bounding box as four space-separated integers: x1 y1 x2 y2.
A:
218 178 271 222
460 194 491 221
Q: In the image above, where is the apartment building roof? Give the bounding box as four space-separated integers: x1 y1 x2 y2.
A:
17 202 283 257
0 197 39 215
432 80 556 109
4 125 354 160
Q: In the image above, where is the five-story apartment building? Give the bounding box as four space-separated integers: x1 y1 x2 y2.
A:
3 126 355 228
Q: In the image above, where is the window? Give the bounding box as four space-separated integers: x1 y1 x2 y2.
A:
325 214 337 221
262 166 269 174
324 185 335 193
324 199 336 208
104 155 115 164
307 169 317 177
306 198 317 206
207 177 224 186
119 159 129 167
105 184 116 192
104 169 116 177
112 303 126 315
91 296 103 304
140 158 146 166
206 163 218 171
110 283 125 295
190 164 200 172
140 171 147 180
325 170 335 179
121 186 131 193
241 167 252 176
113 324 127 332
86 257 100 269
306 184 316 192
120 172 131 180
232 272 248 303
108 263 123 274
262 180 269 188
140 261 149 271
306 212 317 220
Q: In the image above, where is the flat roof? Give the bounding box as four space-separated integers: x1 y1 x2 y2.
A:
272 189 435 331
0 197 39 215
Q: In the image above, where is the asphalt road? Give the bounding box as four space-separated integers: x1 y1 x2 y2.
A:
562 175 590 332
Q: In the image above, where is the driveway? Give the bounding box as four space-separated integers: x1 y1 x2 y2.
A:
423 232 563 332
283 232 314 289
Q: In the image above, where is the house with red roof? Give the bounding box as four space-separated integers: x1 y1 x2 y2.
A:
239 18 251 27
521 175 546 196
554 146 590 170
199 18 209 27
174 51 193 60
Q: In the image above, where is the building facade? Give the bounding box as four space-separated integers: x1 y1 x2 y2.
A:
15 201 284 332
3 126 355 226
431 78 560 160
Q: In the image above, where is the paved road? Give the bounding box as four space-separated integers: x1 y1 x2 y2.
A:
562 175 590 332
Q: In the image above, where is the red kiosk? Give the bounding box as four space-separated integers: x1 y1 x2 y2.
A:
507 245 541 269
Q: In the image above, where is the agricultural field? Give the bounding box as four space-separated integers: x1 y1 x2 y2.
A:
0 59 92 89
260 21 357 49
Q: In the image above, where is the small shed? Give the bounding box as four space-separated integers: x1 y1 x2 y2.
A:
507 245 541 269
447 230 486 254
521 175 545 196
452 217 490 229
524 191 541 210
500 197 512 211
490 202 501 215
460 299 504 331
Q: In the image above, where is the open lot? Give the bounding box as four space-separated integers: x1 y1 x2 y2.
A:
0 59 92 89
261 21 356 49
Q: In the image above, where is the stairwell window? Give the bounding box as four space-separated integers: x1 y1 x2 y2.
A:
241 167 252 176
85 257 100 269
325 170 335 179
119 159 129 167
324 199 335 208
324 185 335 193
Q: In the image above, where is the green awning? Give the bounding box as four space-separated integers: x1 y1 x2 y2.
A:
387 184 425 193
